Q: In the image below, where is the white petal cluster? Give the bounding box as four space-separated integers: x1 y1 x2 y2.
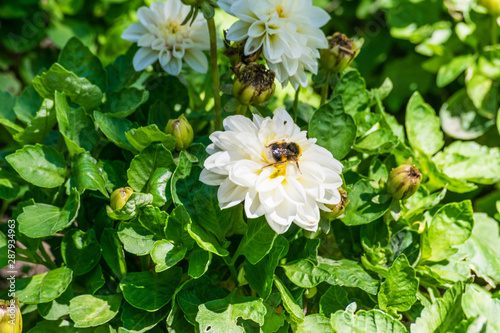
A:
199 109 343 234
221 0 330 89
122 0 210 75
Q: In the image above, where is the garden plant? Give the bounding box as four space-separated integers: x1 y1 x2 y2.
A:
1 0 500 332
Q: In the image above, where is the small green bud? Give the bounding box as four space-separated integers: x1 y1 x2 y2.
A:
320 33 363 73
110 187 134 210
322 187 349 219
304 287 317 299
166 114 194 151
478 0 500 14
0 298 22 333
232 63 276 106
387 164 422 200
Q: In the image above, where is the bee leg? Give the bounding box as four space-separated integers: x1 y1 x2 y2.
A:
261 160 287 169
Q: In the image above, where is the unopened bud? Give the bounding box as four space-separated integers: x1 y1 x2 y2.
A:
232 63 275 106
387 164 422 200
478 0 500 14
0 298 22 333
320 33 363 73
110 187 134 210
304 287 317 299
322 187 349 219
166 114 194 151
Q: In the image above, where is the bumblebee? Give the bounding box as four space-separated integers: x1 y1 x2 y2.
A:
264 141 301 171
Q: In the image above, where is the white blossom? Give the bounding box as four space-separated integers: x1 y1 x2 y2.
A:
221 0 330 88
199 109 343 234
121 0 210 75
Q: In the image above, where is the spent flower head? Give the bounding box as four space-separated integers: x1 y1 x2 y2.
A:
220 0 330 89
199 108 343 234
121 0 210 75
232 63 276 106
320 32 363 73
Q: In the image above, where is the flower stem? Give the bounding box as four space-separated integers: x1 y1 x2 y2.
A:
223 255 239 287
492 15 498 50
320 71 331 105
238 104 248 116
207 17 222 131
293 86 300 121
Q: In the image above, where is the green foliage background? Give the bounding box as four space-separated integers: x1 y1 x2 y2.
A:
1 0 500 332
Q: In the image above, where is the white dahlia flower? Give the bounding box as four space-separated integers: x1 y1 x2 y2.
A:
199 108 343 234
121 0 210 75
221 0 330 89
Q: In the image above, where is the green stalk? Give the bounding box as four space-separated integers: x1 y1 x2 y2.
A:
320 71 331 105
39 243 57 269
207 17 222 131
223 255 239 287
492 15 498 57
293 86 300 121
238 104 248 116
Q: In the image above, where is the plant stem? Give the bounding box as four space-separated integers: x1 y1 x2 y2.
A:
39 242 57 269
223 255 239 287
293 86 300 121
492 16 498 57
238 104 248 116
320 71 331 105
207 17 222 131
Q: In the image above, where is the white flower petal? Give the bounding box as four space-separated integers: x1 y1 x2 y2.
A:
255 167 285 192
199 169 226 186
184 49 208 73
245 189 266 218
163 56 182 75
229 160 261 187
121 23 148 42
133 48 158 71
218 178 246 209
227 20 251 42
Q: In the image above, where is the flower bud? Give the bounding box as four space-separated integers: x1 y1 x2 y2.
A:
165 114 194 151
304 287 317 299
232 63 276 106
478 0 500 15
387 164 422 200
110 187 134 210
0 298 22 333
320 33 363 73
322 187 349 219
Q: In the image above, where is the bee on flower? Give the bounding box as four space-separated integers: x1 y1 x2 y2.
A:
199 108 343 234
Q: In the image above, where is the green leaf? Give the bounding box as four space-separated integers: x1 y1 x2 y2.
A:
236 216 277 265
308 95 356 160
119 267 182 311
78 264 105 295
165 204 195 248
293 314 333 333
455 213 500 287
378 254 418 312
150 240 187 272
405 91 444 156
69 152 108 197
196 293 267 333
433 141 500 185
38 287 74 320
69 294 122 328
106 47 141 93
354 128 399 155
410 282 465 333
127 143 175 192
94 111 138 152
436 54 474 87
6 144 67 188
331 303 407 333
462 284 500 333
188 248 212 279
18 189 80 238
187 220 229 257
439 89 494 140
319 286 350 316
353 111 382 137
171 151 192 206
282 257 379 295
125 124 176 153
101 228 127 280
32 63 103 111
58 37 107 92
138 206 167 237
421 200 474 263
117 219 156 255
61 228 101 276
27 319 95 333
16 267 73 304
245 235 288 299
13 99 57 144
262 294 286 333
121 302 169 333
14 86 43 124
334 69 370 115
55 91 98 155
147 167 172 207
106 192 154 220
341 179 392 226
101 87 149 118
273 276 305 323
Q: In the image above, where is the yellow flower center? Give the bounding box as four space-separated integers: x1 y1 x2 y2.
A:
276 5 286 18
